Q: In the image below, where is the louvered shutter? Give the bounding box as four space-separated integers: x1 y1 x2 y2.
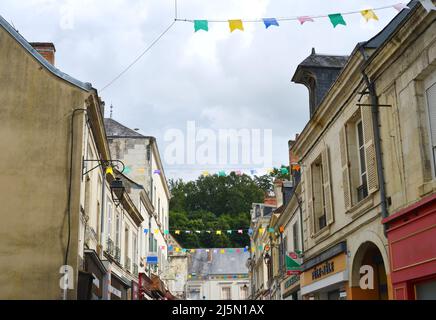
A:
322 147 334 225
361 106 379 194
305 167 315 237
340 126 352 210
426 83 436 165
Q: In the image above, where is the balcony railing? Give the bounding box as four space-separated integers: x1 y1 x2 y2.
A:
114 246 121 264
125 257 131 272
106 238 114 256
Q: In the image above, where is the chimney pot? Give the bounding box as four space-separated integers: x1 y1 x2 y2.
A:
30 42 56 65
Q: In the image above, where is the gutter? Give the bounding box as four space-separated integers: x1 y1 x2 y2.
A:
359 45 389 237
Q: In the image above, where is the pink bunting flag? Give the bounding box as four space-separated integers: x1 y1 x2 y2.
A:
298 16 314 25
393 3 410 11
238 230 244 234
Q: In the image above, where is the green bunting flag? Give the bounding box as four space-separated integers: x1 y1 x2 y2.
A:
194 20 209 32
328 13 347 28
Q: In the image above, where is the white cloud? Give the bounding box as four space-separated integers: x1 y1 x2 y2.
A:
0 0 402 180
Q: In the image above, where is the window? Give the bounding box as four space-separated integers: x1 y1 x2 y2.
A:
341 107 379 210
306 148 333 235
115 214 121 248
293 222 300 252
107 200 113 241
133 233 138 262
311 156 327 232
426 80 436 175
240 286 249 300
356 121 369 201
124 226 130 265
221 287 232 300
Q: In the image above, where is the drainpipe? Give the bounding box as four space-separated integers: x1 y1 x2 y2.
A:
359 45 388 237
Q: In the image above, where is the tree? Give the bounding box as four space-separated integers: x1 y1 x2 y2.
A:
169 173 264 248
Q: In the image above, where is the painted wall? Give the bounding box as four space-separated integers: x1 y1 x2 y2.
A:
0 26 91 299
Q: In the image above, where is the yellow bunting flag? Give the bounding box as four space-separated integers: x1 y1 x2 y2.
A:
229 20 244 32
259 228 265 234
360 9 379 22
216 230 222 235
154 229 159 235
202 171 210 177
191 249 196 253
105 167 115 177
175 248 180 252
220 249 225 254
175 230 181 235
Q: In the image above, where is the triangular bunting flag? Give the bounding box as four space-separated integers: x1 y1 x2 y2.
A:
105 166 115 177
263 18 279 29
361 9 379 22
328 13 347 28
229 20 244 32
393 3 411 11
194 20 209 32
297 16 314 25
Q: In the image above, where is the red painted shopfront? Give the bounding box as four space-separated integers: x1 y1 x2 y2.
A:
382 194 436 300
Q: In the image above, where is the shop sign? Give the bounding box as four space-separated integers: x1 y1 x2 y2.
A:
284 275 300 290
300 253 347 288
147 256 158 265
312 260 335 281
286 253 302 275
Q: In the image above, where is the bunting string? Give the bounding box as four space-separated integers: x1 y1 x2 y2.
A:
175 3 416 32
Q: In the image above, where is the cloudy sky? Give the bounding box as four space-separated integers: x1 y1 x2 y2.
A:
1 0 407 180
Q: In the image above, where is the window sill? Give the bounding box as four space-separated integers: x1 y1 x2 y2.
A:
311 225 331 243
347 193 375 219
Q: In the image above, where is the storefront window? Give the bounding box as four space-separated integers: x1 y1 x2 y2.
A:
415 280 436 300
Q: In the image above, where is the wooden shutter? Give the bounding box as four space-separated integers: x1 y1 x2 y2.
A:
305 167 315 237
322 147 334 225
361 106 379 194
339 126 352 210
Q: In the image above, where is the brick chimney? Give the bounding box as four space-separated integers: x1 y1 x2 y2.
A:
30 42 56 65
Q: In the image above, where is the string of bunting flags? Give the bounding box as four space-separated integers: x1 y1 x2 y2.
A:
177 2 436 33
144 227 277 236
117 165 301 177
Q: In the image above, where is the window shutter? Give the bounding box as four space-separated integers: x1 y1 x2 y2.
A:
339 126 352 210
361 106 379 194
322 147 334 225
305 167 315 237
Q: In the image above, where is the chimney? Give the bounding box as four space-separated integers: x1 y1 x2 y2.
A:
292 48 348 117
30 42 56 65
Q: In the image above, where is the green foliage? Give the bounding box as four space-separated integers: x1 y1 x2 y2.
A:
169 173 265 248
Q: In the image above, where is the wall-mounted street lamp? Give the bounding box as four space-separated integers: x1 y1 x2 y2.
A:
82 159 125 177
263 252 271 265
110 178 125 208
82 158 126 207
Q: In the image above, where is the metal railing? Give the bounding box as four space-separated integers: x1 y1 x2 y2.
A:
106 238 114 256
114 247 121 263
125 257 131 272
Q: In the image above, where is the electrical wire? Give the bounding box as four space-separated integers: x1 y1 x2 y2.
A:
101 20 177 92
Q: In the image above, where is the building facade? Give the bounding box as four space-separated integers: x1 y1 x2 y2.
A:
290 1 435 300
187 250 250 300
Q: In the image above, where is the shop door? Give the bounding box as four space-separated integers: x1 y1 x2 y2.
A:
416 280 436 300
328 290 340 300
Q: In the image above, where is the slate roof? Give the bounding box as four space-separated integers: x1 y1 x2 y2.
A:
0 15 92 91
188 250 250 276
298 51 349 69
104 118 145 138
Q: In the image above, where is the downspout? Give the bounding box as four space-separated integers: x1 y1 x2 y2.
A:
359 45 388 237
